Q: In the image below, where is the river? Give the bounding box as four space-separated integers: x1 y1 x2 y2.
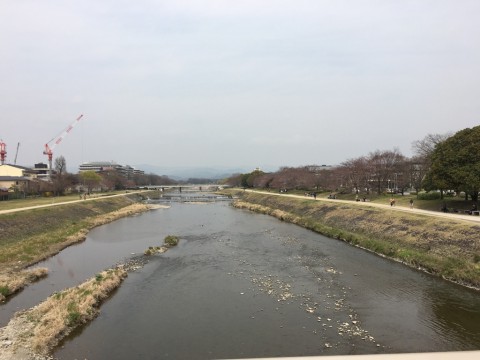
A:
1 195 479 359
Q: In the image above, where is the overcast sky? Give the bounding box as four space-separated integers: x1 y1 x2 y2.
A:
1 0 479 173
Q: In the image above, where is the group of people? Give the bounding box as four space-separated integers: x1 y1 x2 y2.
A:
441 202 478 214
355 194 369 202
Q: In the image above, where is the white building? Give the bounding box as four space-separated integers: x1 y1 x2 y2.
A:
79 161 144 178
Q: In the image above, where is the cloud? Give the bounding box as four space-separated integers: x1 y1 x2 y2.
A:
1 0 479 170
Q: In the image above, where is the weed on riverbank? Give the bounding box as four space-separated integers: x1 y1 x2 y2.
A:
0 268 48 303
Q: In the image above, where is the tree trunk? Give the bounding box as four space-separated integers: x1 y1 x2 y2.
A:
471 191 478 202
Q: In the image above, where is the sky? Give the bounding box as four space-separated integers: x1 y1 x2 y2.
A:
1 0 479 174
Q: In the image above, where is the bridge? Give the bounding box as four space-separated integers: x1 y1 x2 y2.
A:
137 184 229 192
146 193 232 203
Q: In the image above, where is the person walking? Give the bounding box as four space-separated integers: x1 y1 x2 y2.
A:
409 199 414 209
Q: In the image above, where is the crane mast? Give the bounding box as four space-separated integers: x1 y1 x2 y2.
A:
44 114 83 179
0 140 6 165
14 142 20 165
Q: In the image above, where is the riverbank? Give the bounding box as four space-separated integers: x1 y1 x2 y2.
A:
0 192 156 302
0 267 127 360
230 190 480 290
0 195 176 360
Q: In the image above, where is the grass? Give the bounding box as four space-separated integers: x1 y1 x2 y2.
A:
230 190 480 289
0 196 151 267
143 235 179 255
0 191 135 212
3 267 127 356
274 188 477 212
0 268 48 302
0 192 156 302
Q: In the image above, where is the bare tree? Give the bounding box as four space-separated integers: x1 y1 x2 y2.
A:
52 156 69 195
341 156 372 194
411 133 452 159
367 148 406 194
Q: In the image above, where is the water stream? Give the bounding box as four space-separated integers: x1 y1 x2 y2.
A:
1 195 479 359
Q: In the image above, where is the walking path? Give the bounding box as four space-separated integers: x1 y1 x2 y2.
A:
3 189 480 224
245 189 480 224
0 191 148 215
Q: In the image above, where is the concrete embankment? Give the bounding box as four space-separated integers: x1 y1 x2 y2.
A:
231 191 480 290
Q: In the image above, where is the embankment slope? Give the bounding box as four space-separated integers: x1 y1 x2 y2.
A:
0 193 152 302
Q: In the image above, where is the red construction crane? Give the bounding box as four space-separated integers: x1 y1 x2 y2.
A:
44 114 83 179
0 140 6 165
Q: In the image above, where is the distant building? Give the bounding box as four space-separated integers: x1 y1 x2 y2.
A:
0 164 33 192
79 161 144 178
31 163 49 180
79 161 122 173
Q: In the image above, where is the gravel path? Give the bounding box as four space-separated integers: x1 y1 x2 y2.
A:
245 189 480 224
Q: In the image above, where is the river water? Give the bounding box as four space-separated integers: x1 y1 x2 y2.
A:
1 195 479 359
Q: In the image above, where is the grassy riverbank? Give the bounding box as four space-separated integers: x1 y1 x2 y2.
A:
230 190 480 289
0 192 155 302
0 235 180 360
0 267 127 360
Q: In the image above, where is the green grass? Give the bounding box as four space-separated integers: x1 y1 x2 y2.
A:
0 190 150 212
328 191 476 212
0 193 155 269
0 285 10 297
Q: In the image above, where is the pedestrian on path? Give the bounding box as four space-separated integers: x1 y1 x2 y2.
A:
410 199 414 209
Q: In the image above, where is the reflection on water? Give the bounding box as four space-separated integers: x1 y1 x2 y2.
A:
1 196 479 359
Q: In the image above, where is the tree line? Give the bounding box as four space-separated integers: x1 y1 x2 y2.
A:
224 125 480 201
26 157 177 196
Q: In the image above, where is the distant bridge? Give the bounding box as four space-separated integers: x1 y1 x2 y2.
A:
138 184 229 192
146 193 233 203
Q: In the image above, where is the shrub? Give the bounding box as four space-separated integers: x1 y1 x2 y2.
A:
0 285 10 297
417 192 441 200
66 301 81 326
164 235 179 247
66 311 81 326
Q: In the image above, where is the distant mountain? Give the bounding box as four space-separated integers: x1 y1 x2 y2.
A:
134 165 252 180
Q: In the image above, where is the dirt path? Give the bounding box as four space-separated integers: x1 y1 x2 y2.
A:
245 190 480 224
0 191 148 215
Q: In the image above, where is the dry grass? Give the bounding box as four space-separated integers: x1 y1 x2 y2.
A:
0 268 48 302
0 267 127 357
0 198 153 303
233 192 480 289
